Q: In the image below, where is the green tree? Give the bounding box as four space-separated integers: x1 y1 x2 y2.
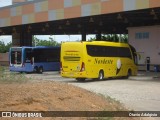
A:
0 41 6 53
121 34 128 43
5 42 12 52
32 36 60 46
88 34 128 43
0 41 12 53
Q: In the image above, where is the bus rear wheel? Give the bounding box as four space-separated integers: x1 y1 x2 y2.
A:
76 78 85 82
38 67 43 74
34 66 38 73
98 70 104 80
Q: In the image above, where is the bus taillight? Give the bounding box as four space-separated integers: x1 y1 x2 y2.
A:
31 59 33 65
80 62 85 72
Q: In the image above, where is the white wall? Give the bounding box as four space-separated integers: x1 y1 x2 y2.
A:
128 25 160 65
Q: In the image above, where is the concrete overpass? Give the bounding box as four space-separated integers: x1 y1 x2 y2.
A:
0 0 160 46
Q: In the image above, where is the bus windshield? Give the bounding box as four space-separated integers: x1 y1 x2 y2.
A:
11 48 22 65
129 45 138 65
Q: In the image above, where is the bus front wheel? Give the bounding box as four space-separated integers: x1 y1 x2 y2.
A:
98 70 104 80
126 69 132 79
38 67 43 74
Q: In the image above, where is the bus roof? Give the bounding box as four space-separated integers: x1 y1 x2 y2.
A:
34 46 60 48
11 46 33 49
11 46 60 49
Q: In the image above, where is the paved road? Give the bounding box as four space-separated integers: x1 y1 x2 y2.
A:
25 71 160 111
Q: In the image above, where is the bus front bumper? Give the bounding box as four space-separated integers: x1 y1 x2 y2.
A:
10 66 34 72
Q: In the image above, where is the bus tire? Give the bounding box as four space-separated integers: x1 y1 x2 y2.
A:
98 70 104 80
38 67 43 74
34 66 38 73
76 78 85 82
126 69 132 79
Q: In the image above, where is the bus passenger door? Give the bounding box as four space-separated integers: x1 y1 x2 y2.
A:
24 48 33 71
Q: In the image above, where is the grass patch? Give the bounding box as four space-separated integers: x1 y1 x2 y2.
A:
0 66 30 83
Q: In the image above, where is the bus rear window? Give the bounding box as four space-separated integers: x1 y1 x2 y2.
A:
11 51 22 64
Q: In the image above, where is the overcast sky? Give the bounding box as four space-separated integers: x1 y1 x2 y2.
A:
0 35 95 45
0 0 95 44
0 0 12 7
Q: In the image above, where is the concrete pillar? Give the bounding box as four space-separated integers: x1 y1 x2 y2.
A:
96 33 101 40
20 32 32 46
119 34 122 43
12 32 32 46
82 33 86 41
12 33 20 46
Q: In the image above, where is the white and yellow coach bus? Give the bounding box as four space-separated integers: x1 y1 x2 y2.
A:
60 41 137 81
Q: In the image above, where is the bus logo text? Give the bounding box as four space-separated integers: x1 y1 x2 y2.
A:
94 58 113 64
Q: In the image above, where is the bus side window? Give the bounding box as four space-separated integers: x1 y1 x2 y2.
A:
25 48 33 63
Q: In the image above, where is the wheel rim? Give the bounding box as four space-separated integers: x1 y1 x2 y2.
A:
34 67 38 72
99 71 103 80
100 73 103 79
39 67 43 73
128 70 131 76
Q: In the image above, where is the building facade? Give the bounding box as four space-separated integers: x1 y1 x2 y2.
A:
128 26 160 70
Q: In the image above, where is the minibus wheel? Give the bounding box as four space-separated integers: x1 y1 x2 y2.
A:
98 70 104 80
76 78 85 82
126 69 132 78
38 67 43 74
34 66 38 73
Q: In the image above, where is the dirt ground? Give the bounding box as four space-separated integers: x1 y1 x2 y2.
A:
0 79 142 120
